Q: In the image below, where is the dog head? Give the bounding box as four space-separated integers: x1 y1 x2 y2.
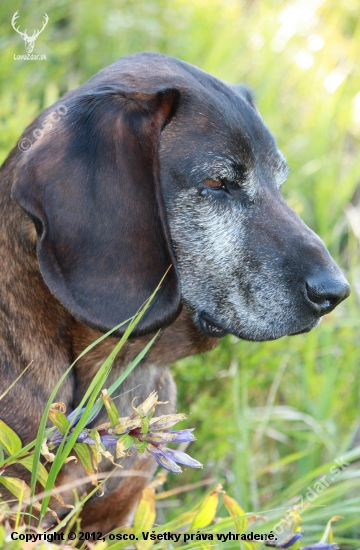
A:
12 53 350 341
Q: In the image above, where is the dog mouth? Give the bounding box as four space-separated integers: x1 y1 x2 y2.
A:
288 317 321 336
199 312 228 338
199 311 321 340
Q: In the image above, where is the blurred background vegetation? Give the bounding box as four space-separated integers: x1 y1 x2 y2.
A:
1 0 360 546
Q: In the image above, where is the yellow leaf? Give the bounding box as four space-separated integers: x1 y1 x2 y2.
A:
18 455 73 510
48 403 69 435
0 476 30 502
49 402 66 413
89 444 102 470
64 455 77 464
134 486 156 538
52 491 74 510
116 435 134 458
148 473 166 490
319 515 343 543
0 476 59 522
0 420 22 455
90 542 108 550
89 429 121 469
18 455 48 488
133 473 165 547
190 485 223 530
41 439 56 462
102 389 120 427
132 391 168 417
74 443 98 486
149 413 187 429
112 418 142 434
223 494 247 534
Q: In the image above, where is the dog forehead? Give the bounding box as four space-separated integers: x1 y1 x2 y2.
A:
99 54 272 138
162 90 283 183
97 54 285 179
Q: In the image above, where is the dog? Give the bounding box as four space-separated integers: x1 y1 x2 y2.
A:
0 52 350 530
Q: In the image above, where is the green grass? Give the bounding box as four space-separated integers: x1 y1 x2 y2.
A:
0 0 360 547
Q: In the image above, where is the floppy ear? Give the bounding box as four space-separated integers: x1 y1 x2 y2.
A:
231 84 259 113
12 87 181 335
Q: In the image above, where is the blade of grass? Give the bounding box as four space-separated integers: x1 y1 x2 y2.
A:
27 315 132 523
39 271 170 520
89 332 160 419
0 361 34 402
2 314 133 475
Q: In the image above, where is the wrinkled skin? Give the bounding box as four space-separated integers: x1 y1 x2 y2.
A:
159 82 349 341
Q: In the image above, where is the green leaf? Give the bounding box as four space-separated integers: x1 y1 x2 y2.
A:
135 441 148 453
0 475 29 502
18 455 48 487
102 389 119 427
18 454 73 511
140 416 150 434
156 511 197 532
0 525 5 548
0 475 59 522
48 406 70 435
0 420 22 455
119 434 134 450
74 443 97 484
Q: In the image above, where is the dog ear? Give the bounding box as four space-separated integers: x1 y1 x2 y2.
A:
231 84 258 111
12 87 181 335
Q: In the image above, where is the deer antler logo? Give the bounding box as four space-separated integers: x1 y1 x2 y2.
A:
11 11 49 54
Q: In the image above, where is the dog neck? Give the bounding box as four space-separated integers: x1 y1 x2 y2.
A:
0 178 219 423
71 309 220 404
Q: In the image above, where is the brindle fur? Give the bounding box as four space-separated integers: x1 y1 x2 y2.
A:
0 53 349 530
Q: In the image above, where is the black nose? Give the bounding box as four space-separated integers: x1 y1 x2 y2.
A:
305 273 350 316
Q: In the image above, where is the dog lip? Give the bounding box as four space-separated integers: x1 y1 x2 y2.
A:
199 312 228 338
288 317 321 336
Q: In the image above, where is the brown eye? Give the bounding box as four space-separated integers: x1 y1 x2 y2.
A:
204 177 226 189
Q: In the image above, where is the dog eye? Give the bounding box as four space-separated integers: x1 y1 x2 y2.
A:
204 178 226 190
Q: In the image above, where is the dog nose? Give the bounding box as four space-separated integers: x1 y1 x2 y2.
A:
305 272 350 316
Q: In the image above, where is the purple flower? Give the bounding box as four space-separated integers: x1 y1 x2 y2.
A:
47 391 202 478
48 432 65 447
164 448 203 468
74 430 91 443
266 532 302 548
130 428 196 446
147 444 203 474
67 406 101 428
148 445 183 474
67 407 86 427
48 406 104 447
170 429 196 443
82 434 119 447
